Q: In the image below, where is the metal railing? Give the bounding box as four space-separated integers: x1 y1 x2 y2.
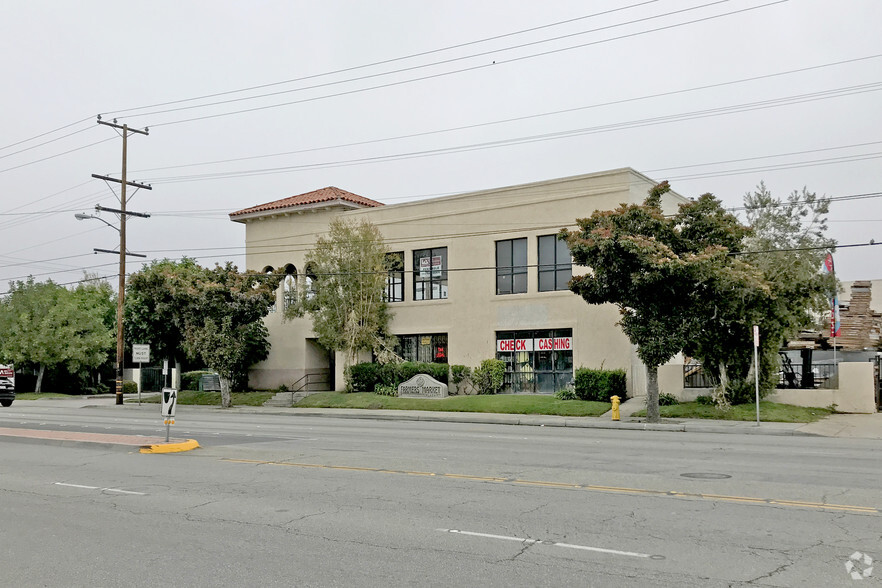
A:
683 364 717 388
683 362 838 390
777 363 836 389
287 372 330 403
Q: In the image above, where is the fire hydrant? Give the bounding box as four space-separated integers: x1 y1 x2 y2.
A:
610 395 621 421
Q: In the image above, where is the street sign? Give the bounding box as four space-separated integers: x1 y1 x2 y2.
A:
161 388 177 418
133 344 150 363
753 325 760 348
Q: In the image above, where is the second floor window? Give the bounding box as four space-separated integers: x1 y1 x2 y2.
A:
283 264 297 310
538 235 572 292
496 238 527 295
385 252 404 302
413 247 447 300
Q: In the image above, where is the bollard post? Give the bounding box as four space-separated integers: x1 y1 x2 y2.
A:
611 395 621 421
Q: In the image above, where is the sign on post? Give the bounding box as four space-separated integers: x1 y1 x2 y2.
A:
132 344 150 363
161 388 177 418
161 387 177 442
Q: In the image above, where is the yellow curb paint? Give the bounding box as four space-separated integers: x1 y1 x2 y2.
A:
139 439 200 454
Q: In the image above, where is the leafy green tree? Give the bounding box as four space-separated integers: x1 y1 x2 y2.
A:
125 258 205 366
0 278 114 392
180 262 278 407
563 183 765 421
286 218 394 368
125 259 280 406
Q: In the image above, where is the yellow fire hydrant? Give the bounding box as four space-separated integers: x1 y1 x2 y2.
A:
610 395 621 421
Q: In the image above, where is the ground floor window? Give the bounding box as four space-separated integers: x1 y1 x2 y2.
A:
496 329 573 393
396 333 448 364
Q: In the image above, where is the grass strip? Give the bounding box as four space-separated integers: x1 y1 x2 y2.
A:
294 392 611 416
632 401 832 423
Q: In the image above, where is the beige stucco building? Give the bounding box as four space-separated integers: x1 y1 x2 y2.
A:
230 168 689 395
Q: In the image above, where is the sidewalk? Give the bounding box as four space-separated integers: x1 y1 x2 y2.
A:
6 395 882 441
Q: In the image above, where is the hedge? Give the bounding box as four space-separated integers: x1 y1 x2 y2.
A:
181 370 216 392
346 361 450 392
573 368 626 402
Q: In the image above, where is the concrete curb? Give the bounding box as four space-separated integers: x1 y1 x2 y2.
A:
140 439 200 454
214 406 817 437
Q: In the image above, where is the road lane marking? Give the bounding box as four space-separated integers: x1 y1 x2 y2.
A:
219 459 879 515
55 482 98 490
55 482 146 495
438 529 657 559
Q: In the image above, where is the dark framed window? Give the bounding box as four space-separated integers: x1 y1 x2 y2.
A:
283 264 297 310
495 329 573 393
262 266 277 313
413 247 448 300
385 252 404 302
496 238 527 295
305 263 317 301
396 333 448 363
538 235 572 292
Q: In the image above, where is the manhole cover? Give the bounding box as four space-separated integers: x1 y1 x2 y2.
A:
680 472 732 479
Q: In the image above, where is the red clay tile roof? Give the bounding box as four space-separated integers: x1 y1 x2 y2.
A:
230 186 383 218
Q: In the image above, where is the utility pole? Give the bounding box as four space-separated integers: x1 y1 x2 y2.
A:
94 117 150 405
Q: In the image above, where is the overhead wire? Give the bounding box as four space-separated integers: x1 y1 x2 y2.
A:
139 1 790 128
140 82 882 185
101 0 662 117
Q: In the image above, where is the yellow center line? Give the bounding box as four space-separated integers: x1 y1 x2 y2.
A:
220 458 879 515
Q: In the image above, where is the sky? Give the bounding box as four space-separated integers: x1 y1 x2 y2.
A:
1 0 880 294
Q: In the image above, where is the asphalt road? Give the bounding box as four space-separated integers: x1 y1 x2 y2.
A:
1 403 880 587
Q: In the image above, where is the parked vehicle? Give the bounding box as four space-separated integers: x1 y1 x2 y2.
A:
0 364 15 407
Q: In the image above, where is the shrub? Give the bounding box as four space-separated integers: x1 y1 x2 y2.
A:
450 365 470 385
658 393 679 406
555 388 578 400
472 359 505 395
348 361 449 392
347 363 381 392
573 368 626 402
374 384 397 397
182 370 215 391
122 380 138 395
695 395 714 405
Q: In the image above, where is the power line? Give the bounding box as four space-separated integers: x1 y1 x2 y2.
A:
141 1 789 128
127 53 882 178
0 136 116 176
101 0 662 117
0 116 94 153
141 82 882 184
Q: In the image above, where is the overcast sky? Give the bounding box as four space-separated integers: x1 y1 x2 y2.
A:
1 0 880 293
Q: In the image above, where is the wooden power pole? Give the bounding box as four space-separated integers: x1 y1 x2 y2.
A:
94 117 151 405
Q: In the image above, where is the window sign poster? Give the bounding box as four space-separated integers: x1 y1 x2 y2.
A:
419 256 443 279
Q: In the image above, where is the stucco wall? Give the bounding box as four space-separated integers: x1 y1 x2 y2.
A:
767 362 876 413
238 169 690 390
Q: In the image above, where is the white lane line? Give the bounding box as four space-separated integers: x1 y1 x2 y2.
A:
438 529 657 560
103 488 146 495
55 482 146 496
55 482 98 490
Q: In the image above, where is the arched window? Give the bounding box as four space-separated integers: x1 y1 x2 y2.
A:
283 264 297 310
305 263 317 301
264 266 277 313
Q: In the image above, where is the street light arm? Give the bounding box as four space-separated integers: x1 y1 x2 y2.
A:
74 212 120 233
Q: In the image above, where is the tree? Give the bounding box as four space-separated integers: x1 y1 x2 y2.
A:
563 183 765 421
286 218 394 368
125 258 205 366
734 183 835 394
180 262 279 407
0 278 114 392
125 259 280 407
